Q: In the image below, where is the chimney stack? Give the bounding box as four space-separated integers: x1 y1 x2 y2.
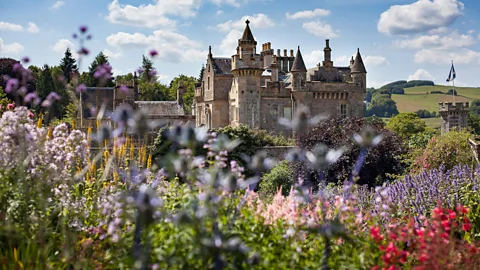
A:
283 49 287 56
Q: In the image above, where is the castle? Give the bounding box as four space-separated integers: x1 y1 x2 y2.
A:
193 20 367 136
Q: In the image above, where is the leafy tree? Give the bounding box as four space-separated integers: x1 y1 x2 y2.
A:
386 112 426 139
36 64 58 121
468 113 480 135
115 73 134 85
167 75 200 114
79 72 93 87
140 55 155 83
88 52 114 87
447 89 457 96
469 99 480 115
51 65 70 118
59 48 78 83
297 117 408 187
259 160 295 198
0 58 36 100
138 81 169 101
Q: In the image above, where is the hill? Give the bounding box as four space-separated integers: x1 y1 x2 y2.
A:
392 85 480 113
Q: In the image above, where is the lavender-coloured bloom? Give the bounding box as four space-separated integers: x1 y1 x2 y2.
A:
149 49 158 57
18 86 27 95
41 99 52 107
72 33 78 39
5 78 19 93
47 92 61 101
149 69 157 77
80 25 87 33
78 47 89 55
22 57 30 63
86 34 92 40
13 63 22 72
24 92 39 104
76 84 87 93
137 67 144 74
119 85 129 94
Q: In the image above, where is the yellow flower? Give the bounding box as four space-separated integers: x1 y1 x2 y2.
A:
147 154 152 169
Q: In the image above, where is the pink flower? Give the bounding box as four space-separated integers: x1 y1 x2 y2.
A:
76 84 87 93
28 111 34 119
6 104 14 110
119 85 129 94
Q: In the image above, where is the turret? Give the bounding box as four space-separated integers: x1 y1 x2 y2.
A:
351 48 367 90
291 46 307 89
237 20 257 58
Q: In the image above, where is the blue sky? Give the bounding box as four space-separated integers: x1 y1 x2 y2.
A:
1 0 480 88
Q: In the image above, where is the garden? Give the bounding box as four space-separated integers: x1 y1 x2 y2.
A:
2 26 480 269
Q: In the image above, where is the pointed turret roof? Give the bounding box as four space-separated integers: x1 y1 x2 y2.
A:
291 46 307 72
351 48 367 73
239 20 256 44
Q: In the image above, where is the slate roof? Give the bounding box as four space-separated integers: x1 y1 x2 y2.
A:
134 101 185 116
351 49 367 73
240 20 256 43
291 47 307 72
212 58 232 75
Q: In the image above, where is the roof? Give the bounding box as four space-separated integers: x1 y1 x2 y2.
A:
239 20 256 44
351 49 367 73
134 101 185 116
291 47 307 72
212 58 232 75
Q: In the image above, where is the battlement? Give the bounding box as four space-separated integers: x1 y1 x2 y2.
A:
438 102 469 111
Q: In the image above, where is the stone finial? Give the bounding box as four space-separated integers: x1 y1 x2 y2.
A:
326 39 330 48
208 45 212 57
245 19 250 25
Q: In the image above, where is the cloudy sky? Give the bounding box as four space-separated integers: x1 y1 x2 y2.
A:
1 0 480 88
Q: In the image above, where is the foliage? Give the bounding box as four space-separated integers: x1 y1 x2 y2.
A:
470 99 480 115
87 52 114 87
167 75 198 114
386 112 426 139
59 48 78 83
468 113 480 135
140 55 155 83
297 117 408 187
412 130 474 173
415 109 437 118
259 160 295 198
138 80 169 101
447 89 458 96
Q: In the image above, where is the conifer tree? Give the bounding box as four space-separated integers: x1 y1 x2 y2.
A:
59 48 78 83
141 55 155 83
88 52 114 87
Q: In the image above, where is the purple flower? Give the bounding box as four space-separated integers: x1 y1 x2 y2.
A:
18 86 27 95
41 99 52 107
86 34 92 40
25 92 41 105
78 47 89 55
47 92 61 101
149 49 158 57
137 67 144 74
94 64 112 80
72 33 78 39
13 63 22 72
149 69 157 77
119 85 130 94
80 26 87 33
22 57 30 64
5 78 19 93
76 84 87 93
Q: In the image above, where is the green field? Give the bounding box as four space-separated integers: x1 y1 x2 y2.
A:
392 85 480 113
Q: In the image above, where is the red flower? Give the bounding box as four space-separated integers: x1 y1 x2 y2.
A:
463 222 472 231
28 111 34 118
448 210 456 220
370 226 383 242
433 207 443 217
419 253 428 263
7 103 14 110
386 242 397 253
456 205 469 214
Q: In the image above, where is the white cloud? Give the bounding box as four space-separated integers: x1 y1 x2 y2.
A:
157 74 169 83
112 68 123 76
217 10 223 15
103 49 123 59
107 30 206 62
0 21 23 31
302 21 339 38
210 0 240 8
369 80 390 89
414 48 480 65
219 29 242 56
364 55 388 66
27 22 39 33
378 0 464 35
394 31 475 50
52 39 76 56
106 0 202 28
303 50 324 67
0 38 24 54
216 13 274 32
478 33 480 40
286 8 331 20
408 69 435 81
468 29 475 35
51 0 64 10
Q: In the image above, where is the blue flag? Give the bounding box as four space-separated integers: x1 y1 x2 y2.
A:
446 62 456 82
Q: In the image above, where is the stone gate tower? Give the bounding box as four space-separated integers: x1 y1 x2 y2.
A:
228 20 264 129
439 102 469 134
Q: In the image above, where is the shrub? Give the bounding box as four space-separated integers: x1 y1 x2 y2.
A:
447 89 458 96
297 117 407 187
259 160 295 198
412 130 474 173
430 90 443 94
386 112 426 139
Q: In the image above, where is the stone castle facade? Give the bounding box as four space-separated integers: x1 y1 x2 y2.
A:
193 20 367 136
439 102 469 134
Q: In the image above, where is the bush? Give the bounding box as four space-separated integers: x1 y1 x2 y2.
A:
447 89 458 96
412 130 474 173
386 112 426 139
297 117 407 187
404 80 434 88
259 160 295 198
430 90 443 94
390 87 404 94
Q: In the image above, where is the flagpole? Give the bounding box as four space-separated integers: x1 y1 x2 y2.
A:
452 60 455 104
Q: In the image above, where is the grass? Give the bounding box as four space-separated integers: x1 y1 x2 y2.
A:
380 117 442 129
392 85 480 113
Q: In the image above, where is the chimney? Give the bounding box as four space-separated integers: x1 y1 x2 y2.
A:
290 49 294 57
283 49 287 56
271 55 278 82
277 49 281 56
133 71 139 101
177 80 184 108
324 39 332 64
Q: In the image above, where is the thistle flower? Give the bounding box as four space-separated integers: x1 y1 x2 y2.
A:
5 78 19 93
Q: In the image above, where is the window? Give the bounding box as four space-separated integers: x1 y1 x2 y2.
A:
340 104 347 118
284 107 292 120
207 77 210 90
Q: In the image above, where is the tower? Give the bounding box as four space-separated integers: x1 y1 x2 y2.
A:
291 46 307 90
229 20 264 128
351 48 367 92
439 102 469 134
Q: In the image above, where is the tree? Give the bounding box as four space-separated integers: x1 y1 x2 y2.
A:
88 52 114 87
469 99 480 116
115 73 134 85
59 48 78 83
138 81 169 101
36 64 59 122
140 55 155 83
386 112 426 139
167 75 199 114
51 65 70 117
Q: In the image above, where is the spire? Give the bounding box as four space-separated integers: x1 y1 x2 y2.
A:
351 48 367 73
291 46 307 72
239 19 257 45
